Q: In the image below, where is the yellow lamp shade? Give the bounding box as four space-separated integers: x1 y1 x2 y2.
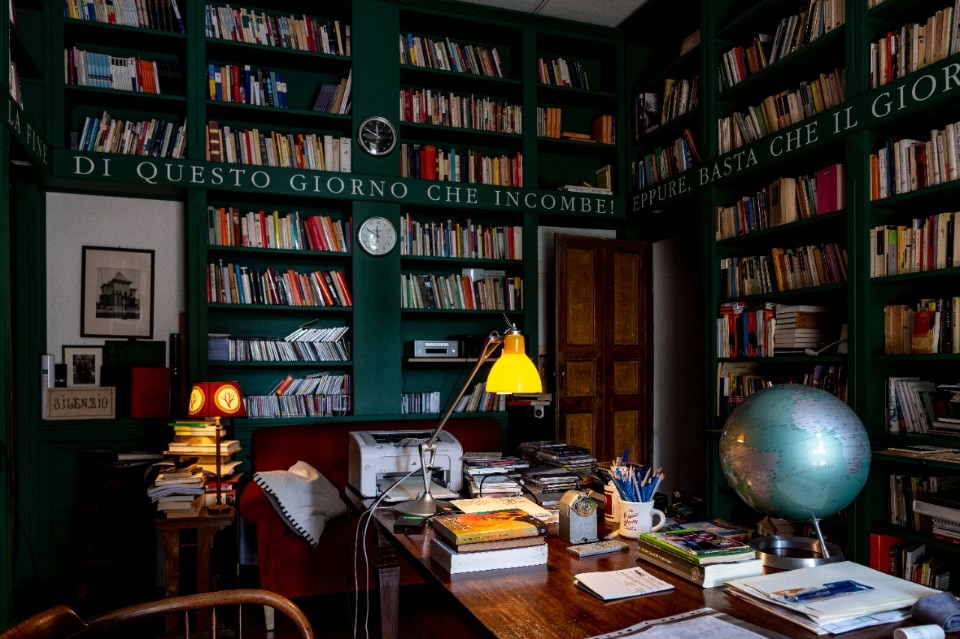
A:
485 333 542 394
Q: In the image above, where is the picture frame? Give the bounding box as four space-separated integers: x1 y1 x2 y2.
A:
62 345 103 387
81 246 155 338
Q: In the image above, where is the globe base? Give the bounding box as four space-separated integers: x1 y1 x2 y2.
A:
749 535 845 571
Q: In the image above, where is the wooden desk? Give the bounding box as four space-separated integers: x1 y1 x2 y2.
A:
155 506 235 635
358 499 915 639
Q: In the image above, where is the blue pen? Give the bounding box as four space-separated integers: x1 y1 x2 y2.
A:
781 580 870 603
621 448 630 465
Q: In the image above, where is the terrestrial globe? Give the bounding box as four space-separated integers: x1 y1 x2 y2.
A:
719 384 871 565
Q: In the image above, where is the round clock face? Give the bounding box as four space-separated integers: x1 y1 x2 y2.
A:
357 116 397 156
358 216 398 256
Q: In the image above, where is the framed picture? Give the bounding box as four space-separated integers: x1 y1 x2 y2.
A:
62 345 103 387
81 246 155 338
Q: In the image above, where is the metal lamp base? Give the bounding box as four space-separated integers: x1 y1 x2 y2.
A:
393 491 451 517
750 535 845 570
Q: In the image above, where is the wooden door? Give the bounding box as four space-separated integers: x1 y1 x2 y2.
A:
555 234 651 464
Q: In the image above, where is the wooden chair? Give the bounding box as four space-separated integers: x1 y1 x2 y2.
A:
1 589 314 639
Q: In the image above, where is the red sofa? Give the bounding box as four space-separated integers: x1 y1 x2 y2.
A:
238 418 503 600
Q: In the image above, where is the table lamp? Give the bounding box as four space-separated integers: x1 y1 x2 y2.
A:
394 320 542 517
187 380 245 513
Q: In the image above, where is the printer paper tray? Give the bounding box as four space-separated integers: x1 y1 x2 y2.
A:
377 476 458 502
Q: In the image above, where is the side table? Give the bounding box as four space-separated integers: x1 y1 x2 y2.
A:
156 506 235 635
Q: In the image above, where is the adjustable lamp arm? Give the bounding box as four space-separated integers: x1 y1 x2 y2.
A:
425 331 503 448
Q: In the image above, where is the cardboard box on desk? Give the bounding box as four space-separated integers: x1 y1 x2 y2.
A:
102 365 170 418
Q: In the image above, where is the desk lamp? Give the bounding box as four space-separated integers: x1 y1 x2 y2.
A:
394 320 542 517
187 380 245 513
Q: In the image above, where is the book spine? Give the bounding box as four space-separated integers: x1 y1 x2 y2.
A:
636 543 705 585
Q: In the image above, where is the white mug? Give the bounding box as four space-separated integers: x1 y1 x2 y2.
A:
618 500 666 539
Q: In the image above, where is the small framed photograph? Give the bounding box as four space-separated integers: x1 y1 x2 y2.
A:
81 246 155 338
62 345 103 387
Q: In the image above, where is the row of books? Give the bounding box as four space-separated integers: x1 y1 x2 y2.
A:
537 107 592 141
65 0 184 32
870 212 960 277
400 391 439 415
451 381 509 414
885 378 941 434
591 115 615 146
717 363 848 417
715 165 845 240
399 215 522 260
870 121 960 201
207 328 351 363
870 5 960 89
883 299 959 355
312 70 352 114
204 122 351 171
207 64 287 108
630 129 701 190
536 57 589 90
74 111 186 158
65 48 183 95
242 389 351 418
718 242 847 297
398 144 523 186
400 88 521 134
206 207 351 253
207 262 353 307
717 0 845 91
716 303 832 358
717 68 844 154
399 272 522 311
889 474 960 529
400 34 503 78
204 6 350 56
869 533 951 590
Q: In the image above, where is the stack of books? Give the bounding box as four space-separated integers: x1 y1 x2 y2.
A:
636 522 762 588
164 420 243 508
427 508 549 574
147 457 204 518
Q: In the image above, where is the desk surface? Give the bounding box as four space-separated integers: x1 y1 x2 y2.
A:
369 505 912 639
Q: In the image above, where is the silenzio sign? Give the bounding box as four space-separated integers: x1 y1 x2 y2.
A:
633 60 960 212
67 154 620 217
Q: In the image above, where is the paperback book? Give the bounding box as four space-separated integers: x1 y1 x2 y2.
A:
638 527 756 564
429 508 548 547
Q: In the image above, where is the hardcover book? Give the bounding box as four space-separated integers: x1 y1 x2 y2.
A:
429 508 548 547
429 537 547 574
636 539 762 588
638 527 756 564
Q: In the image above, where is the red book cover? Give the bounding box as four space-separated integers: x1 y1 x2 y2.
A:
869 532 906 574
422 145 438 180
333 271 352 306
130 367 170 418
815 163 843 215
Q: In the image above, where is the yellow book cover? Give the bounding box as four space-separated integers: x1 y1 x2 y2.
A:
429 508 547 547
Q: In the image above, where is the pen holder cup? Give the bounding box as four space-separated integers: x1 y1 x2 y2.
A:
619 500 666 539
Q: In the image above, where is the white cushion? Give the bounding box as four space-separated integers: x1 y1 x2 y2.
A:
253 461 347 547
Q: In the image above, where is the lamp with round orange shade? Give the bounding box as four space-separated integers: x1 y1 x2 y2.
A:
187 381 245 513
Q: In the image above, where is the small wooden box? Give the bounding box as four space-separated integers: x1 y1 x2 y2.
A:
46 387 116 420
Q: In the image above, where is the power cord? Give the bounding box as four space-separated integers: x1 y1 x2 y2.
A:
351 467 418 639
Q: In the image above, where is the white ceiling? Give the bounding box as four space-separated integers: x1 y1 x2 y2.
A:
453 0 651 28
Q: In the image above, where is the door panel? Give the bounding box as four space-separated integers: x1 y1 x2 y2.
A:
556 234 650 463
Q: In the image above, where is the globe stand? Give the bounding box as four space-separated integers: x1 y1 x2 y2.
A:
750 520 844 570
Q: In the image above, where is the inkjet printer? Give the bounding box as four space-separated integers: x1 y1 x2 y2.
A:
347 430 464 500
